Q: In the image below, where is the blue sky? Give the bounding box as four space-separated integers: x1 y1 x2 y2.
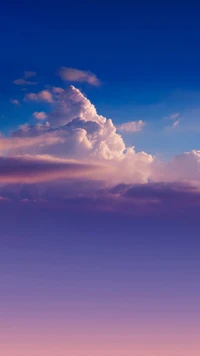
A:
1 2 200 157
1 3 200 355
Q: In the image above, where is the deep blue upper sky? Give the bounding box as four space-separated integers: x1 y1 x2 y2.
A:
1 1 200 156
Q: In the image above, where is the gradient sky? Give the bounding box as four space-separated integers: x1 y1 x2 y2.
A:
1 2 200 356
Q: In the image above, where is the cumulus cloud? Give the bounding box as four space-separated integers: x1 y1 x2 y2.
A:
24 90 54 103
10 99 20 105
152 150 200 183
13 71 38 86
59 67 100 86
1 84 200 216
117 120 145 132
33 111 47 120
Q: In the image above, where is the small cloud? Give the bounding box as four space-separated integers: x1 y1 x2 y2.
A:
59 67 100 86
117 120 145 133
13 79 38 86
24 90 54 103
13 71 38 86
170 112 180 120
33 111 47 120
173 120 180 128
10 99 20 105
52 86 65 94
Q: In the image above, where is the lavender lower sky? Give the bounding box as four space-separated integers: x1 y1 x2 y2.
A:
1 203 200 355
2 2 200 354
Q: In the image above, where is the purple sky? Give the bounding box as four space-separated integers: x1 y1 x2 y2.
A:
1 2 200 354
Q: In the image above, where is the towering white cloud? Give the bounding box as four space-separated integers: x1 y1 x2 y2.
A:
1 86 200 189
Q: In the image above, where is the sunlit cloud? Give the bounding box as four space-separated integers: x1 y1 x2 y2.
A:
33 111 47 120
117 120 145 132
24 90 54 103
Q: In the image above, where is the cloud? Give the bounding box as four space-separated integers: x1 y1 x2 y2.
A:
0 155 101 184
170 113 180 120
8 86 200 185
13 71 38 86
117 120 145 132
165 112 181 129
13 79 38 85
33 112 47 120
52 87 65 94
105 181 200 216
0 129 64 154
24 90 54 103
59 67 100 86
152 150 200 183
1 85 200 217
172 119 180 128
10 99 20 105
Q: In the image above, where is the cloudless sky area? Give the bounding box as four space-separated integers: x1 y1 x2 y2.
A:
0 2 200 356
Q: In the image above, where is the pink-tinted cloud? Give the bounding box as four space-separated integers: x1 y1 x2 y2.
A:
52 87 65 94
59 67 100 86
25 90 54 103
13 79 38 85
172 119 180 127
13 71 38 86
0 155 101 184
170 112 180 120
33 112 47 120
1 85 200 214
10 99 20 105
117 120 145 132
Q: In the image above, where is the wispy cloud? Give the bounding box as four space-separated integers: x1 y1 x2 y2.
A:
170 112 180 120
117 120 145 132
172 119 180 128
164 112 181 129
10 99 20 105
59 67 100 86
13 71 38 86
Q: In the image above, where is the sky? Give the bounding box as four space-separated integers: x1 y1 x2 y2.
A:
1 2 200 356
